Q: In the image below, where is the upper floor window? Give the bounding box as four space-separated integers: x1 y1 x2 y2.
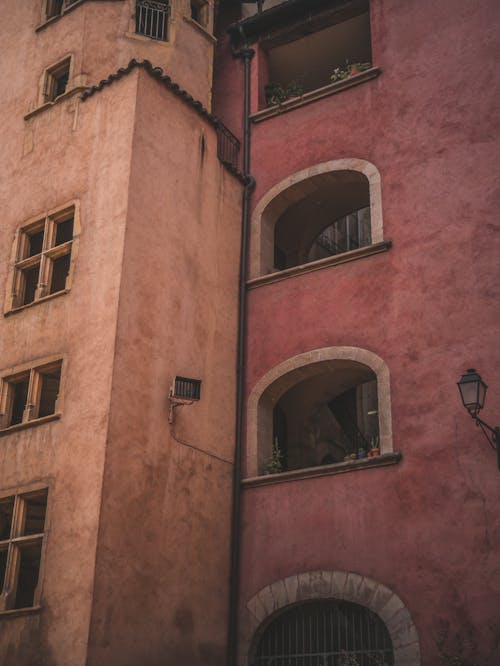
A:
0 489 48 612
44 0 79 21
44 57 71 102
190 0 209 27
257 1 372 109
135 0 170 41
0 360 62 431
248 160 385 281
274 170 371 271
9 205 75 311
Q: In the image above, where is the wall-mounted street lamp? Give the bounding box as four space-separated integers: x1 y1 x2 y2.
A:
457 368 500 469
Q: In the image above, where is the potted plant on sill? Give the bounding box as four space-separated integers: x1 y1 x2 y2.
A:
368 435 381 457
265 438 284 474
265 80 304 107
331 61 372 83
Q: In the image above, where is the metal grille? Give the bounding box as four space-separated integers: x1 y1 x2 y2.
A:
135 0 170 41
174 376 201 401
253 600 394 666
217 124 240 171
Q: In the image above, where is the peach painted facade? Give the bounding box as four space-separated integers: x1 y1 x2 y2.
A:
1 1 241 665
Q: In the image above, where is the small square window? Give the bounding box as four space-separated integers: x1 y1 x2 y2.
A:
46 0 64 19
190 0 209 27
173 376 201 401
135 1 170 41
44 58 71 103
0 489 48 612
1 361 62 430
12 206 75 310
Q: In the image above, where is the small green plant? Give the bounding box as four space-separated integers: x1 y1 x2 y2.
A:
265 80 304 106
265 438 283 474
331 61 372 82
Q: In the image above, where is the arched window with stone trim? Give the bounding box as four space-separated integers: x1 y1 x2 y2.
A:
245 347 393 478
248 160 387 280
252 599 394 666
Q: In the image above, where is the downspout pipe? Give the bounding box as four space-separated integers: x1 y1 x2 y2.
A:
228 36 255 666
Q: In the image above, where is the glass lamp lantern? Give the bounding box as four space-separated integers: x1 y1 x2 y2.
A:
457 368 487 415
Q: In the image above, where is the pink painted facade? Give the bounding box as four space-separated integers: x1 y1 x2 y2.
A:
214 0 500 664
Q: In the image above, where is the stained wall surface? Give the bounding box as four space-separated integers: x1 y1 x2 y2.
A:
86 69 242 666
215 0 500 663
0 25 138 666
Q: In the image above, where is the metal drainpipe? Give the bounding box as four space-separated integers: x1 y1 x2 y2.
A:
228 37 255 666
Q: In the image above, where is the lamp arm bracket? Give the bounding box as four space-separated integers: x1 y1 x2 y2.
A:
471 414 499 449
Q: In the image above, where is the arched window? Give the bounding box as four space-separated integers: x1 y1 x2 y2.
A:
249 160 385 280
246 347 393 478
274 170 371 271
253 600 394 666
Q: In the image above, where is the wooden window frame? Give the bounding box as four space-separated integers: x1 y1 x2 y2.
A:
190 0 209 27
0 488 48 613
0 359 63 432
43 57 71 103
6 202 79 314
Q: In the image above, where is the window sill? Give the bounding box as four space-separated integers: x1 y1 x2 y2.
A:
0 414 61 437
183 16 217 43
242 452 402 488
247 240 392 289
24 87 86 121
0 606 42 619
4 289 69 317
250 67 381 124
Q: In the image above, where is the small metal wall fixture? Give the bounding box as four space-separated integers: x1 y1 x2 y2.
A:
168 376 201 423
457 368 500 469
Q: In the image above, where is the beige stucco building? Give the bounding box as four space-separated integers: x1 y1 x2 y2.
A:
0 2 242 664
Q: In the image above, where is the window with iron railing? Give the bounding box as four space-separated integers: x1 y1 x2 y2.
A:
135 0 170 41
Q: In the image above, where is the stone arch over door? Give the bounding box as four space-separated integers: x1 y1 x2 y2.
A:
249 158 384 279
246 346 393 478
239 571 421 666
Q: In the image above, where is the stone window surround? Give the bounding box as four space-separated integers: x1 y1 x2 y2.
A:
4 200 80 315
0 355 65 436
245 346 393 478
248 158 384 281
239 571 421 666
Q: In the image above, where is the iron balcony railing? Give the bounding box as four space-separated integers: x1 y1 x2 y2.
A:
135 0 170 41
216 123 240 171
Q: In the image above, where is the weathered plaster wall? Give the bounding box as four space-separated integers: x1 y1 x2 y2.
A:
26 0 216 111
0 8 139 661
86 69 242 666
216 0 500 663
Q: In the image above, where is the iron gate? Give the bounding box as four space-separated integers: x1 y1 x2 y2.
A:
252 600 394 666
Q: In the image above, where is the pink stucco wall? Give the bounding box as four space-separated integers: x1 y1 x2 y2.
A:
216 0 500 663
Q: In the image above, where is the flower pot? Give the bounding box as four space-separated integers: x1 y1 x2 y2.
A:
357 450 367 459
369 447 380 457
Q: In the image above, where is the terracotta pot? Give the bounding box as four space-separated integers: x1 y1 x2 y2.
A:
369 447 380 457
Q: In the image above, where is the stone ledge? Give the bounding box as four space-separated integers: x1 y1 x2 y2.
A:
250 67 382 123
247 241 392 289
183 15 217 43
24 87 86 121
0 606 42 619
4 289 69 317
242 452 402 488
0 413 61 437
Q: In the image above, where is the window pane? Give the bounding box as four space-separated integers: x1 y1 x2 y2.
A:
14 543 42 609
49 253 71 294
21 264 40 305
0 548 7 594
10 376 30 426
54 217 74 246
0 497 14 541
38 366 61 418
24 491 48 536
54 69 69 97
28 230 44 257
